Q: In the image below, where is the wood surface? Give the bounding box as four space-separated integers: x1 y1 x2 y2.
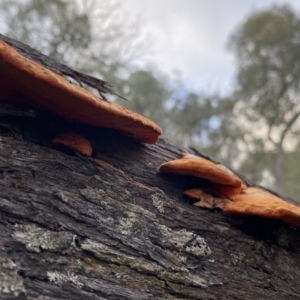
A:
0 103 300 300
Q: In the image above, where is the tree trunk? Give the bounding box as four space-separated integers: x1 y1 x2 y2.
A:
0 103 300 300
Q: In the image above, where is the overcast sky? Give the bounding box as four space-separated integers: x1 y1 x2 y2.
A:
122 0 300 95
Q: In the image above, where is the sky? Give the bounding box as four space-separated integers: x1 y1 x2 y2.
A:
122 0 300 95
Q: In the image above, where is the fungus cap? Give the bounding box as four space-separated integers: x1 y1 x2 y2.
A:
223 187 300 228
0 40 162 144
212 182 247 200
159 153 243 188
52 132 92 156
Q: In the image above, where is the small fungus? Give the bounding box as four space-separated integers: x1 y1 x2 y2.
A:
223 187 300 229
184 188 231 210
52 132 92 156
159 153 245 198
0 40 162 144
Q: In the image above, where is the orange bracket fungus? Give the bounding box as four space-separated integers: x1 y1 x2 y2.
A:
159 153 245 199
52 132 93 156
0 40 162 144
161 154 300 229
223 187 300 229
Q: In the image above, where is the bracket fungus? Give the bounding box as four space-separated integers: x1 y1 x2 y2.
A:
52 132 93 156
223 188 300 229
161 154 300 229
0 40 162 144
159 153 245 199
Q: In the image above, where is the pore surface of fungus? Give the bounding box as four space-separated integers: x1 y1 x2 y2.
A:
0 40 162 144
52 132 93 156
223 187 300 229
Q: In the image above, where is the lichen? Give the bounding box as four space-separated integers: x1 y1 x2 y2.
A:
47 271 83 289
12 224 75 253
119 212 137 235
0 258 26 297
151 193 165 213
160 226 212 257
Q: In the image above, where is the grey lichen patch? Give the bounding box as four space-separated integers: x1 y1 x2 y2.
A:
0 257 26 297
47 271 83 289
160 226 212 257
13 224 75 253
119 212 137 235
151 193 165 213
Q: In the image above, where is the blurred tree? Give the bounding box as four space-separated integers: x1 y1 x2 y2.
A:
167 92 217 146
0 0 92 64
121 70 172 130
0 0 151 94
286 143 300 201
0 0 176 133
226 5 300 195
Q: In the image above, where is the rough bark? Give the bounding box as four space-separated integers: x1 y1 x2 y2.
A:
0 103 300 300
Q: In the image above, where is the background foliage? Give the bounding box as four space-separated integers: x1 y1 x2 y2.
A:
1 0 300 201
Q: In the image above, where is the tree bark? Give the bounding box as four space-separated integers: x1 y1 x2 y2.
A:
0 103 300 300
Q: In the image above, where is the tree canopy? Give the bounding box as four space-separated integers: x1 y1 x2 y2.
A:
2 1 300 201
226 5 300 196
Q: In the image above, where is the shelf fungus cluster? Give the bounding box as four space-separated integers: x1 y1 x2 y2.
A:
159 153 300 229
0 40 162 153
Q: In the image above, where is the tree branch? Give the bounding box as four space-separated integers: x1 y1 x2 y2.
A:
280 110 300 143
